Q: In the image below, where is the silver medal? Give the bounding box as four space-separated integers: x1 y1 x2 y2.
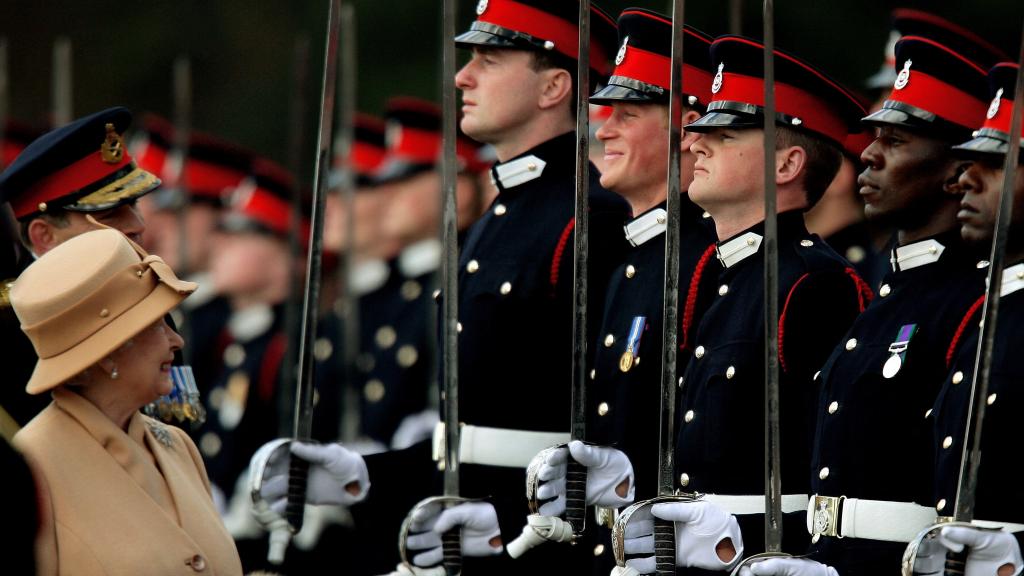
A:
883 353 902 379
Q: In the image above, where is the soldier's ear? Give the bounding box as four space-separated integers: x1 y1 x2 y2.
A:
679 110 704 150
536 68 572 112
942 161 972 196
775 145 807 187
26 217 61 255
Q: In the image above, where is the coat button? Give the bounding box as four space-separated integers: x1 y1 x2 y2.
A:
625 265 636 278
433 288 442 301
223 343 246 368
500 281 512 295
818 467 830 480
376 326 397 349
695 346 705 359
456 322 463 333
590 369 596 380
494 203 507 216
467 260 480 273
604 334 615 347
925 408 933 418
527 162 538 171
952 371 964 385
845 338 857 351
679 473 690 486
365 379 386 403
684 410 695 423
942 436 953 449
314 338 333 361
988 393 997 405
814 370 821 381
879 284 891 297
718 284 729 296
397 345 419 367
725 366 736 379
828 401 839 414
597 402 610 416
800 239 814 247
594 544 605 556
186 554 206 572
936 499 947 512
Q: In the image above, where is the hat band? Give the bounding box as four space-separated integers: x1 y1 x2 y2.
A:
344 143 387 176
612 45 714 106
711 73 848 144
393 126 442 165
885 69 986 130
67 167 160 213
13 150 136 218
983 97 1021 135
23 254 190 359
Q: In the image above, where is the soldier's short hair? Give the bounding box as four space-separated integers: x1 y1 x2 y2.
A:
776 126 843 208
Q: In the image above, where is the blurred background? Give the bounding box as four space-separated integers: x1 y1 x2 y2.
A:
3 0 1022 188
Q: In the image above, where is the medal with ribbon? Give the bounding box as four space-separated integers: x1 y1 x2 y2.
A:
619 316 647 373
882 323 918 379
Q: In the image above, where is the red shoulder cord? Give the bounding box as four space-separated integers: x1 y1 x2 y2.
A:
679 243 718 353
947 294 985 369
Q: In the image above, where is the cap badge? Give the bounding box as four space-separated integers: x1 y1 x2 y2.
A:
894 59 912 91
476 0 488 16
615 36 629 66
987 87 1004 120
100 123 125 164
712 63 724 94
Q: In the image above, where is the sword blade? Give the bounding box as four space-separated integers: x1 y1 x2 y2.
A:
761 0 783 554
1 37 8 172
953 19 1024 523
51 37 72 128
171 57 194 365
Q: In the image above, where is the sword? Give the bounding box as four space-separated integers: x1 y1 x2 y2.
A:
903 19 1024 576
1 37 8 172
51 37 72 128
564 0 592 539
332 3 362 445
281 35 310 438
277 0 341 561
169 56 195 371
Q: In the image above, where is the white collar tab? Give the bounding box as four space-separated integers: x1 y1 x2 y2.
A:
624 208 667 247
398 239 442 278
891 238 945 272
493 155 546 189
717 232 763 268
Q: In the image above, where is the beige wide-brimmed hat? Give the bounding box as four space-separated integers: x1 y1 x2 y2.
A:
10 229 197 394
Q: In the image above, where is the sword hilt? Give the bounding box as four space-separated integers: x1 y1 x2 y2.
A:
944 548 967 576
654 517 676 576
442 526 462 576
285 450 309 533
565 458 588 534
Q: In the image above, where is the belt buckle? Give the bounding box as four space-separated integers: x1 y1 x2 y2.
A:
811 495 844 539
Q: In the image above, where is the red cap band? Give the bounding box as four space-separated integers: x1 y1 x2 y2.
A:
347 143 387 174
479 1 610 74
981 97 1021 135
13 149 134 218
237 186 291 235
887 69 986 130
714 73 847 144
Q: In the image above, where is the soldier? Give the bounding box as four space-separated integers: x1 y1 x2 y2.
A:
620 35 871 574
794 35 994 576
515 8 719 571
922 60 1024 576
0 107 161 427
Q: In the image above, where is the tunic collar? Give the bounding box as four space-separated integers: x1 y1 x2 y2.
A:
624 203 667 247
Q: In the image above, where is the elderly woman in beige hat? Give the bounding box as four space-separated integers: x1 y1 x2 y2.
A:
10 228 243 576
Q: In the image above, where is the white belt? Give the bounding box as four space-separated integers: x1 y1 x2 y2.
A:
970 519 1024 533
702 494 810 515
807 495 937 542
431 423 569 468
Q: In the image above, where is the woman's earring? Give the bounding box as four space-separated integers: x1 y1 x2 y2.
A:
110 365 119 380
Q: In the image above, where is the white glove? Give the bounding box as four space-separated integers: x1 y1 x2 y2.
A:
913 535 949 576
377 563 446 576
938 526 1023 576
391 409 440 450
535 441 635 517
405 500 504 567
622 500 743 573
737 557 839 576
252 439 370 514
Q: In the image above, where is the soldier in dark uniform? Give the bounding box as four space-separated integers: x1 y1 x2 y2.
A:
622 36 871 574
512 9 719 572
0 107 162 428
924 61 1024 575
798 36 994 576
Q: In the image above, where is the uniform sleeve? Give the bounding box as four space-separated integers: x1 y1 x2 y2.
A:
779 268 862 382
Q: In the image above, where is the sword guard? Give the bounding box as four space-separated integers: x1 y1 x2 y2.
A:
612 493 701 567
901 521 1003 576
398 496 472 568
728 552 794 576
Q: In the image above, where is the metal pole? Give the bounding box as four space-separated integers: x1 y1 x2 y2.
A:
51 37 72 127
171 57 193 365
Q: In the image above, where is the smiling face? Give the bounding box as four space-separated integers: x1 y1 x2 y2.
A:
595 102 669 204
108 318 184 406
454 47 550 146
958 156 1024 249
857 126 960 230
688 127 765 213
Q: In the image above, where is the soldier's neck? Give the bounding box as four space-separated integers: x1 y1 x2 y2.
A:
493 113 575 163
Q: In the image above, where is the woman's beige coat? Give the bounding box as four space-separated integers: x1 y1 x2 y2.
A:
15 388 243 576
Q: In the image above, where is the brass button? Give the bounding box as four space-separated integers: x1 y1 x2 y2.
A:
500 281 512 295
38 202 48 212
814 370 822 381
186 554 206 572
313 338 333 361
828 401 839 414
952 371 964 385
594 544 605 556
818 467 830 480
494 203 507 216
99 308 110 318
725 366 736 379
397 345 419 367
684 410 695 423
695 345 705 359
199 432 221 457
845 338 857 351
597 402 610 416
401 280 423 301
800 239 814 247
625 265 636 278
936 499 947 512
432 288 442 301
988 393 997 405
879 284 891 297
590 369 596 380
718 284 729 296
942 436 953 449
467 260 480 273
375 326 397 349
527 162 537 171
604 334 615 348
679 473 690 486
223 343 246 368
746 237 756 246
925 408 933 418
364 379 386 403
678 376 684 387
457 322 463 333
